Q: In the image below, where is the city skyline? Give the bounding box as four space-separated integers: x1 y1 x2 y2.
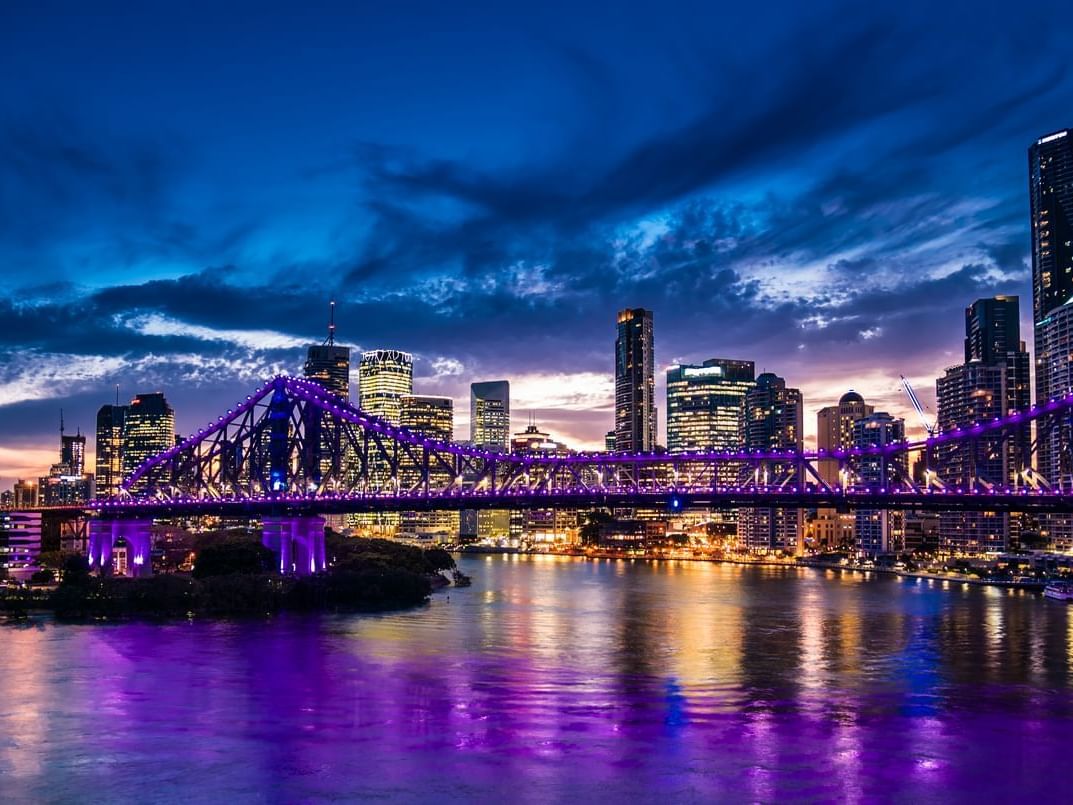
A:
0 284 1056 489
5 7 1073 802
2 3 1072 486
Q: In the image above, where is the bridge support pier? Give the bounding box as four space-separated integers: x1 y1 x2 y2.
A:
262 516 326 575
87 519 153 577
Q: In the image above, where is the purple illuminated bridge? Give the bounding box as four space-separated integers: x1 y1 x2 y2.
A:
50 376 1073 574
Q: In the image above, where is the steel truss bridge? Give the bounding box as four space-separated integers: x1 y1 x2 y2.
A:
11 375 1073 575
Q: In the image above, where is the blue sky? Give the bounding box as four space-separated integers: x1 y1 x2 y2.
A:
1 0 1071 485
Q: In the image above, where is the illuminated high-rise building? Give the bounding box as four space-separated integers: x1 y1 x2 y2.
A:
810 390 875 551
399 395 458 539
359 350 413 423
665 359 754 534
666 359 755 454
95 403 128 499
122 392 175 495
40 413 91 505
0 511 42 581
1031 129 1073 330
738 373 803 553
12 479 37 508
816 391 874 486
303 301 351 400
401 394 453 440
615 308 655 452
470 381 510 448
936 296 1030 552
510 421 577 543
853 412 907 556
469 380 511 539
60 421 85 477
1030 129 1073 547
354 351 413 534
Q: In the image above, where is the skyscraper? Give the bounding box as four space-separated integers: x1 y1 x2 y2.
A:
95 403 128 499
738 372 804 553
359 350 413 423
304 301 351 400
853 412 907 555
60 423 85 477
122 392 175 494
12 479 37 508
1029 128 1073 548
401 394 454 440
937 296 1030 552
399 395 458 538
666 359 754 535
816 391 874 487
353 350 413 534
470 381 510 448
615 308 655 452
510 421 576 543
966 295 1022 365
666 359 755 454
1030 129 1073 329
469 380 511 539
40 414 92 505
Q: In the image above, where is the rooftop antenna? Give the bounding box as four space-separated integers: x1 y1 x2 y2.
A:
116 384 120 407
325 299 336 346
60 408 65 438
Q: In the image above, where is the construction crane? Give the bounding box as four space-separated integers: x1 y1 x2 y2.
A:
900 375 937 439
900 375 945 490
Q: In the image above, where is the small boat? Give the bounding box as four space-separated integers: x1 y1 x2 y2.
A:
1043 581 1073 601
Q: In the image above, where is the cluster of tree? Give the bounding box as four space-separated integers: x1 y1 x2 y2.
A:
44 534 458 621
325 531 455 575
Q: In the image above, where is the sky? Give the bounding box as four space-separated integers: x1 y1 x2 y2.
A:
1 0 1071 487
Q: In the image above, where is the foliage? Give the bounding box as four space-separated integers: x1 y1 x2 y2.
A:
45 533 454 621
102 575 199 617
288 567 432 611
192 538 275 579
579 509 614 545
197 574 284 614
37 550 83 570
326 532 455 575
29 568 55 585
61 554 91 586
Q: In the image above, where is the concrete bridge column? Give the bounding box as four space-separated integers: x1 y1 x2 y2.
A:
262 515 326 576
87 519 153 577
261 517 292 574
87 519 113 574
116 520 153 578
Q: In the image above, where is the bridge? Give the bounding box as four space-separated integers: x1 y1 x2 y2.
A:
11 375 1073 576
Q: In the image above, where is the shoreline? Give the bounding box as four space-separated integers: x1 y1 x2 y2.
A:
458 547 1048 592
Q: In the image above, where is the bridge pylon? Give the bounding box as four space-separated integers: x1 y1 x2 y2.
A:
87 518 153 577
262 515 326 575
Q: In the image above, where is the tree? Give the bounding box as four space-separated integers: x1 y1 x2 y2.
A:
192 539 275 579
580 509 614 545
30 568 55 585
38 550 82 570
61 554 91 586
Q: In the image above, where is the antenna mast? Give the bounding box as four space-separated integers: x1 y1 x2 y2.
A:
326 299 336 346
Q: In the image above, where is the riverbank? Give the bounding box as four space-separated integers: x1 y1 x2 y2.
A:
1 536 467 621
797 559 1046 590
459 546 1049 591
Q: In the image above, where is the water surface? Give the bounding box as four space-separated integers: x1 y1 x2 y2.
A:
3 556 1073 802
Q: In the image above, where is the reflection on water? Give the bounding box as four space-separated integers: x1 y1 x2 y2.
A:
2 556 1073 802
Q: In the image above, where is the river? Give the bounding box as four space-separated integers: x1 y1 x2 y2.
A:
2 555 1073 802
